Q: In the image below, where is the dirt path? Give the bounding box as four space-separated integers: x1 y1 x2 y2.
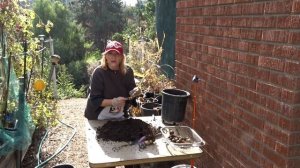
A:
22 98 89 168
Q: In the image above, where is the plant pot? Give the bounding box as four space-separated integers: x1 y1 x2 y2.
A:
52 164 74 168
140 103 161 116
161 88 190 123
143 92 155 98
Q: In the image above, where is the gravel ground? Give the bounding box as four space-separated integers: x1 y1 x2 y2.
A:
22 98 89 168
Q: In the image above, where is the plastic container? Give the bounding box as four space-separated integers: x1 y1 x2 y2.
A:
172 164 196 168
161 89 190 123
161 126 205 148
140 102 161 116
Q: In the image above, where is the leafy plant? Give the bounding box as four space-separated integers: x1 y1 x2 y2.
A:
67 60 89 89
127 38 175 93
57 65 85 99
28 89 59 129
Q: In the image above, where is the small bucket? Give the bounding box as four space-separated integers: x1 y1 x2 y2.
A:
161 88 190 123
140 103 161 116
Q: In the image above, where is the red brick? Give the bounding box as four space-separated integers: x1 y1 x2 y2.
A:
264 1 293 14
240 29 262 40
269 72 300 90
288 145 300 157
263 146 287 167
234 0 252 3
253 68 270 81
176 1 185 8
248 42 260 54
277 15 300 29
251 17 265 27
218 0 234 5
275 142 289 157
221 49 238 61
289 31 300 44
230 4 242 15
292 0 300 13
238 53 258 65
290 15 300 28
262 30 289 43
287 158 300 168
232 17 249 27
282 104 300 118
237 40 248 51
229 38 239 49
273 45 300 61
258 56 285 71
256 82 282 99
250 150 275 168
263 16 278 28
265 97 284 113
285 60 300 75
277 16 291 28
252 106 279 125
242 3 264 15
278 117 300 132
289 132 300 145
263 135 276 150
259 43 274 56
281 89 300 104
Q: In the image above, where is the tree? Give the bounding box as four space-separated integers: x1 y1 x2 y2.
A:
33 0 87 64
123 0 156 40
71 0 126 51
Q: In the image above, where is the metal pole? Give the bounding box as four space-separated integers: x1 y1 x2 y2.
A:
49 37 54 56
39 35 45 77
23 39 27 98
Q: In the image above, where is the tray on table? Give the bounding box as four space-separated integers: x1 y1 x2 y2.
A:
161 126 205 148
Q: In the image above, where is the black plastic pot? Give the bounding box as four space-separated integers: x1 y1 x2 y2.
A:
140 103 161 116
161 88 190 123
52 164 74 168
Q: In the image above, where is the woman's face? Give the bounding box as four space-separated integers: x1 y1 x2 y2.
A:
105 51 123 70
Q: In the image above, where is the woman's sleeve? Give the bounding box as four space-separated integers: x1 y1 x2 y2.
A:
84 68 104 120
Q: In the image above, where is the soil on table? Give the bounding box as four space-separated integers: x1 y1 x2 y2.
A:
97 118 155 142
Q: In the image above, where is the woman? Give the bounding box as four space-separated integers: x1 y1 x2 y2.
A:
84 40 136 120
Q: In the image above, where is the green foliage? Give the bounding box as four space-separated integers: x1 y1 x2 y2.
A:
0 0 41 77
0 0 59 130
85 50 101 64
70 0 126 50
28 90 59 129
67 60 89 89
112 32 125 43
115 0 156 48
57 65 85 99
142 0 156 39
33 0 87 64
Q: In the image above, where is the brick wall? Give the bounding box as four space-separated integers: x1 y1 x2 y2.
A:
175 0 300 168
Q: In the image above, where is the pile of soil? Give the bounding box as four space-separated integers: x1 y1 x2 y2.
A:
96 118 155 142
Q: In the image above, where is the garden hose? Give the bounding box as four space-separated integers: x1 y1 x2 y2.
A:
35 119 77 168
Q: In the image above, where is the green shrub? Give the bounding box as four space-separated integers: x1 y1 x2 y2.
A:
57 65 85 99
67 60 89 89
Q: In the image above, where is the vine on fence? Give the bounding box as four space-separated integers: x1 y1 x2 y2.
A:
0 0 57 129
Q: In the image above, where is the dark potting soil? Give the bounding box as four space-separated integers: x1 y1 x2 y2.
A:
96 118 155 142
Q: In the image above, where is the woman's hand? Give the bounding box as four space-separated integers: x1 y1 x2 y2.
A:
112 97 126 107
